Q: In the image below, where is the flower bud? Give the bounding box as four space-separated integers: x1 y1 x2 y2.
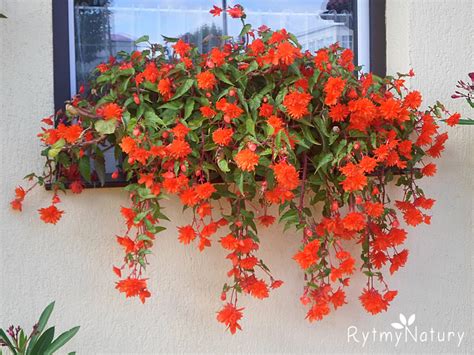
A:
112 170 119 179
248 142 257 151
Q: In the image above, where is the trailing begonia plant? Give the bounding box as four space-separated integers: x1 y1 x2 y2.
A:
11 5 461 334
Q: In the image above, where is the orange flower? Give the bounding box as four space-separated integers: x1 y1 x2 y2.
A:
426 132 448 158
404 90 422 109
240 256 258 269
314 49 329 70
379 98 401 120
10 199 22 211
195 182 216 200
265 186 294 204
446 113 460 126
58 124 82 144
162 174 189 194
197 202 212 218
209 47 227 67
249 38 265 56
341 173 367 192
98 102 122 121
234 148 259 172
209 5 223 17
293 239 320 269
115 278 150 304
364 202 384 218
421 163 437 176
259 103 274 117
166 139 192 159
306 302 330 322
272 161 300 190
329 103 349 122
120 136 136 153
267 115 284 135
70 180 84 194
116 236 136 254
212 128 233 146
38 205 64 224
14 186 26 201
258 214 276 227
200 106 216 118
197 71 217 91
331 289 347 310
247 279 269 299
359 156 377 173
220 234 239 250
342 212 366 231
158 78 173 100
227 5 244 19
172 39 191 57
338 48 354 71
142 62 158 83
179 188 199 207
178 225 197 244
216 303 244 334
222 102 244 120
275 41 301 65
324 76 346 106
348 98 377 132
283 91 312 119
171 123 190 139
359 288 388 315
390 249 408 274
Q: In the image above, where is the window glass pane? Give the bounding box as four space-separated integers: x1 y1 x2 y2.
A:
74 0 354 89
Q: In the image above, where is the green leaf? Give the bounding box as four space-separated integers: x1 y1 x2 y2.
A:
30 327 55 355
218 159 230 172
171 79 194 100
134 35 149 44
159 101 183 110
214 69 234 86
245 117 255 136
184 98 195 119
48 139 65 158
144 110 164 128
0 329 17 354
36 302 55 336
239 24 252 37
161 35 179 43
44 326 80 355
279 209 298 224
315 152 334 173
79 157 91 183
94 119 116 134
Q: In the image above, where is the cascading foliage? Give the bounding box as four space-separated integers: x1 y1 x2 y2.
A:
11 4 460 334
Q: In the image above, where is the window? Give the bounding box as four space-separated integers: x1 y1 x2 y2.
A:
52 0 386 186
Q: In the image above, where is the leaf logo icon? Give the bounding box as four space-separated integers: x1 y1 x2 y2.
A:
391 313 415 329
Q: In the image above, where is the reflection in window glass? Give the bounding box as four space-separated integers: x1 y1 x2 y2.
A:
74 0 353 90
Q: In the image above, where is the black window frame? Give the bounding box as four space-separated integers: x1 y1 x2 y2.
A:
52 0 386 189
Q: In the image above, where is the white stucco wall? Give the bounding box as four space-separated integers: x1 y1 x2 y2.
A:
0 0 472 353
